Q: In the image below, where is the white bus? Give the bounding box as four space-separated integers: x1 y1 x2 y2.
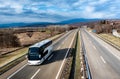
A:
27 39 53 65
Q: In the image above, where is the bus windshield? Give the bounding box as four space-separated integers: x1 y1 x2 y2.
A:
28 47 39 54
28 47 40 60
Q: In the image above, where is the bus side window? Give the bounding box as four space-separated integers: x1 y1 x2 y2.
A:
39 46 44 57
43 50 48 57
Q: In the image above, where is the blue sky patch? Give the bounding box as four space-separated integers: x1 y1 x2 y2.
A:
0 0 119 23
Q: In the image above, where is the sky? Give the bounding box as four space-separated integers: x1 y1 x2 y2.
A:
0 0 120 23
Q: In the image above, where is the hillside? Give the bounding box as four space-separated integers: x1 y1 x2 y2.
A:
0 18 101 28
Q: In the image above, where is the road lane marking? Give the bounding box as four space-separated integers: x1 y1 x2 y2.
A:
100 56 106 63
7 31 71 79
7 64 27 79
85 29 120 60
48 54 53 60
55 32 76 79
86 29 120 61
31 68 41 79
55 32 72 50
56 32 72 50
52 31 71 45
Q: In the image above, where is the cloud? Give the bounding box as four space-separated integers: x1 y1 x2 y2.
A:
0 0 120 23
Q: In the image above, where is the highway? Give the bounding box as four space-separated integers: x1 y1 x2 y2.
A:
1 28 120 79
0 30 77 79
81 28 120 79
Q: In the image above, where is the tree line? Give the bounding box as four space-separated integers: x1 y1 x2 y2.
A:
89 20 120 34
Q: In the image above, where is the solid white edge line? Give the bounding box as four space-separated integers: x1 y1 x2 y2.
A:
57 34 69 49
48 54 53 60
7 64 27 79
55 32 76 79
87 29 120 61
100 56 106 63
30 68 41 79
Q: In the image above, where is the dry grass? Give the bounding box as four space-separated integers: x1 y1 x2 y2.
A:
0 47 20 55
99 33 120 47
0 33 63 68
74 32 81 79
0 47 28 67
16 32 50 46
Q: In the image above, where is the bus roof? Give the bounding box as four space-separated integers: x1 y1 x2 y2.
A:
30 39 51 48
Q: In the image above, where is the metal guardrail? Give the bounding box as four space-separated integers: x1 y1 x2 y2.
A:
93 33 120 51
81 28 120 79
80 29 92 79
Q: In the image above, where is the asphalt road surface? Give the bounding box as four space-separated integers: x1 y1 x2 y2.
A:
81 28 120 79
2 28 120 79
0 30 77 79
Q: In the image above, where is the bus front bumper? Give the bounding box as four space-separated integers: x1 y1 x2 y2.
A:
28 60 42 65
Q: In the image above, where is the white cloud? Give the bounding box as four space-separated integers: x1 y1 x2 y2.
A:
89 0 108 5
0 0 119 23
0 15 58 23
10 3 23 13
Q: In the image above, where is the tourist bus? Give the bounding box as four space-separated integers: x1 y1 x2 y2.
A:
27 39 53 65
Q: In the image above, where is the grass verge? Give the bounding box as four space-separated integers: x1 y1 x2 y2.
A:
98 33 120 47
60 33 76 79
64 30 81 79
74 31 81 79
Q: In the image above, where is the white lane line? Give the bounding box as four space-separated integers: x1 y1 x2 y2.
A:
52 31 70 45
55 32 76 79
48 54 53 60
57 33 70 49
7 64 27 79
54 32 71 50
7 32 70 79
31 68 41 79
100 56 106 63
93 45 97 50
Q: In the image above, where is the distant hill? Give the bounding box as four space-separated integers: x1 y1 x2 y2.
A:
0 22 56 28
60 18 101 24
0 18 101 28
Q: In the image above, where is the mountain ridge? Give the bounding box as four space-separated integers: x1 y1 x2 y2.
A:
0 18 102 28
